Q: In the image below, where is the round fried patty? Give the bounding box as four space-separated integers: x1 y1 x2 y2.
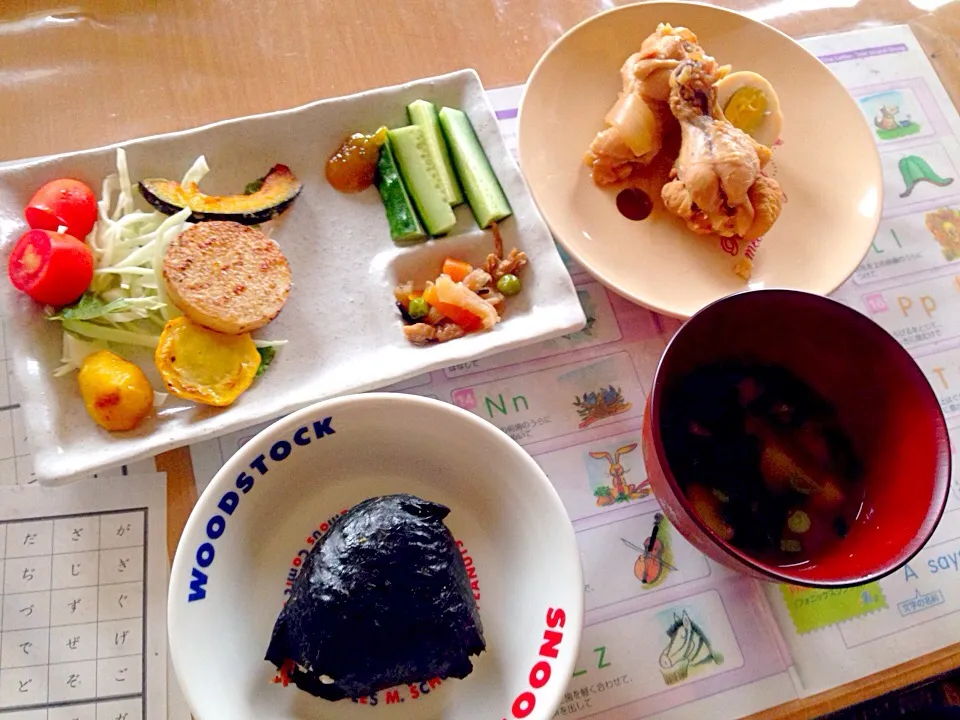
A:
163 221 291 335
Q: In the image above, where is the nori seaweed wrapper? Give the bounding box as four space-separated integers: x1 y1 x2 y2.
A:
265 494 486 700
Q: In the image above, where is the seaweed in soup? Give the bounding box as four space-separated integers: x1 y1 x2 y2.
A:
662 361 864 565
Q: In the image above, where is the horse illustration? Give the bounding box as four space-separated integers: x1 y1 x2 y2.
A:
658 610 723 685
588 443 650 506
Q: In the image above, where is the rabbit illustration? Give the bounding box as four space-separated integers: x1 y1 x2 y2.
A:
589 443 650 505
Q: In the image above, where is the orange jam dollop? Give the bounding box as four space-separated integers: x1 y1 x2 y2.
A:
324 126 388 193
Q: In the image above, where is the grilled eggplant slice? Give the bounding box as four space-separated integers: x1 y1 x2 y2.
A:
265 494 485 700
138 164 301 225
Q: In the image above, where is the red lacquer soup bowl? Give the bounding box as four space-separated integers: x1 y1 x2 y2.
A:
641 289 951 587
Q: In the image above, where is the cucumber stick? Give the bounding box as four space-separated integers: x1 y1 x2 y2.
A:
387 126 458 236
375 138 426 244
438 107 513 229
407 100 464 206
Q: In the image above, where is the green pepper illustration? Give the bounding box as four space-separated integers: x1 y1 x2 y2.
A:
899 155 955 198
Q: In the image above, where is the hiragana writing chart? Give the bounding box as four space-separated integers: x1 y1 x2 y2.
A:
0 476 167 720
0 510 146 719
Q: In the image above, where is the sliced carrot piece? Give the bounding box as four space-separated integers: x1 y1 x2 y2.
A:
442 258 473 283
422 283 440 306
435 275 499 329
423 284 484 332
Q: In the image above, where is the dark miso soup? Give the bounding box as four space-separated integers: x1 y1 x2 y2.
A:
660 360 864 567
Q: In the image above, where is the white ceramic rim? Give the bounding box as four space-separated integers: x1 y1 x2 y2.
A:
168 392 585 720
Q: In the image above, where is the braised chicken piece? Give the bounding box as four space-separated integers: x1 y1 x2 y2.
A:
622 24 726 102
585 24 728 186
586 127 659 186
660 61 784 241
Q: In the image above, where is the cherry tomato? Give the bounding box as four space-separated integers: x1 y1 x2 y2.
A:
25 178 98 240
7 229 94 306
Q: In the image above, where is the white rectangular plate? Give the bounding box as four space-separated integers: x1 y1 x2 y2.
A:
0 69 585 484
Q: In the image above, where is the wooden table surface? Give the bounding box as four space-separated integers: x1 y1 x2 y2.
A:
4 0 960 717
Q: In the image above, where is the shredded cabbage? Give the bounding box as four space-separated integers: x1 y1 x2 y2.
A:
49 149 285 377
55 333 105 378
48 148 201 374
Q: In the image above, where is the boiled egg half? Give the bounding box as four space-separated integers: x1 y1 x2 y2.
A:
715 71 783 147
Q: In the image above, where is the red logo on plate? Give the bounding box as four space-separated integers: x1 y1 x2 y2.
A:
502 607 567 719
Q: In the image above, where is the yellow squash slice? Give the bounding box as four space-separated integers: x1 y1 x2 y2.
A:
155 316 260 407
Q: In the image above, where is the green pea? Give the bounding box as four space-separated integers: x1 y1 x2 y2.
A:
496 274 522 296
408 297 429 320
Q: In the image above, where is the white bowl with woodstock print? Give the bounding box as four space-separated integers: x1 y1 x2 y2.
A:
168 393 584 720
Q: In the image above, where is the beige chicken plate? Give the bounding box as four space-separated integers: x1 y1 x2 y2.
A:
584 23 785 280
518 2 882 319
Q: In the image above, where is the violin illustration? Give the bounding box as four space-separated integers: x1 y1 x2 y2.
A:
622 513 676 586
